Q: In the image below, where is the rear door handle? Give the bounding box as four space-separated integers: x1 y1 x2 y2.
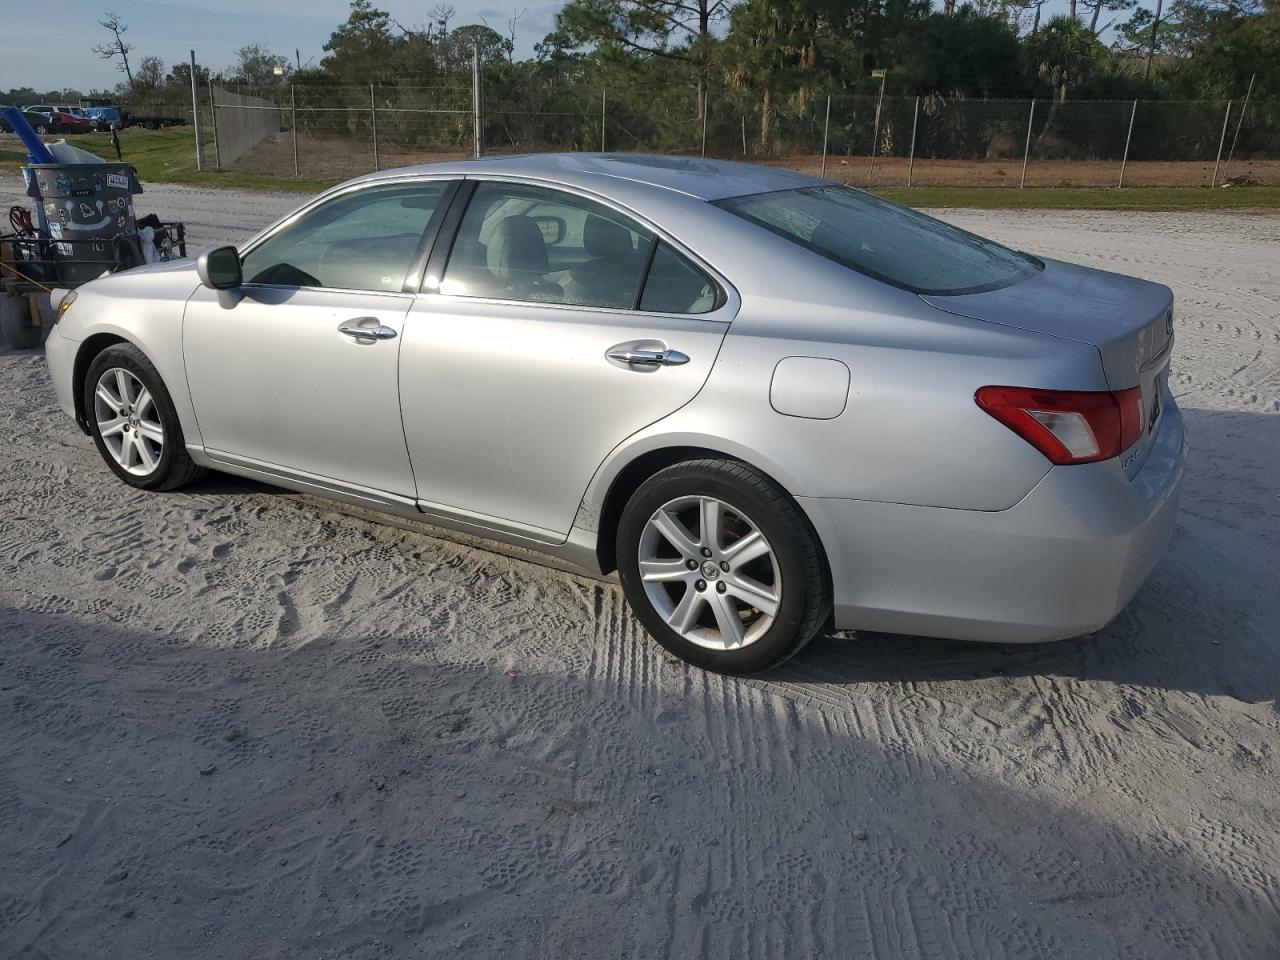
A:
338 317 397 341
606 347 690 367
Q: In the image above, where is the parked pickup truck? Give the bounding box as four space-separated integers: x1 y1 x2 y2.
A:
79 98 187 131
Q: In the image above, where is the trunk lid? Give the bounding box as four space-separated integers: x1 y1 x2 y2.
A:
922 256 1173 389
924 256 1175 478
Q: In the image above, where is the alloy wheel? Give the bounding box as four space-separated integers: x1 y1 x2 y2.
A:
94 367 164 477
637 495 781 651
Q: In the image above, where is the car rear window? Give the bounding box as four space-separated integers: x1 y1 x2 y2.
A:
716 185 1041 295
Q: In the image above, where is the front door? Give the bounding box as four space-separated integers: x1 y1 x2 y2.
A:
183 178 454 497
399 180 735 540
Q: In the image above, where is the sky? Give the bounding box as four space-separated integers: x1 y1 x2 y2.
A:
4 0 1129 95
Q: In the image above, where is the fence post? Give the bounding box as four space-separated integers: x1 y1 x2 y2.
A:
370 83 380 172
290 83 299 178
207 81 221 171
190 50 203 172
700 92 709 158
472 47 483 159
907 95 919 188
1211 99 1232 187
1118 99 1137 188
1223 72 1255 182
741 116 747 156
601 89 606 152
820 95 831 179
1020 99 1035 189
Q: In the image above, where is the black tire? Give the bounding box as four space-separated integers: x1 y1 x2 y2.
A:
83 343 205 491
616 458 831 675
1 296 42 350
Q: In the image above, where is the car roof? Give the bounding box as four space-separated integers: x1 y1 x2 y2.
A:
356 153 823 202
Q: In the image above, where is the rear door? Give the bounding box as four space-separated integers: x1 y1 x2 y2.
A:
399 179 735 541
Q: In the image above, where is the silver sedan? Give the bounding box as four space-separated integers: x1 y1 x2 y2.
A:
44 154 1187 673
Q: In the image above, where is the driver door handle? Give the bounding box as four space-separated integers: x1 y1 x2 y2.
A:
338 317 397 341
606 347 690 367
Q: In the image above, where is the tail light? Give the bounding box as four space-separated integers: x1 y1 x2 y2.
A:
976 385 1143 465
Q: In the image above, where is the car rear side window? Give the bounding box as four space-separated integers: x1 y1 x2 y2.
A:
639 242 719 315
240 181 449 292
716 184 1041 295
440 182 655 310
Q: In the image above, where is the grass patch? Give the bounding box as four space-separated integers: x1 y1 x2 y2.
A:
875 185 1280 210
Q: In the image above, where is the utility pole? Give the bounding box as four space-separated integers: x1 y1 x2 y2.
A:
472 46 483 158
867 68 887 188
189 50 203 171
208 80 220 171
1223 72 1256 182
820 95 831 179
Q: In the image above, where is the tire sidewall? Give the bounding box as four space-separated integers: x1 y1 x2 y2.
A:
84 345 185 491
617 462 819 675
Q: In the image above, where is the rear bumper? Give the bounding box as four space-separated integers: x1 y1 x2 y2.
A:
802 396 1187 643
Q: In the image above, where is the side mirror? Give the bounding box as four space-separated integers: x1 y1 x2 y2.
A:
197 246 242 290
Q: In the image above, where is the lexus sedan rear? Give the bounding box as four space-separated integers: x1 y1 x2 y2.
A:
44 154 1186 673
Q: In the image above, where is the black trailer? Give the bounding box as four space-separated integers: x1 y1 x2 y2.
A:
2 212 186 350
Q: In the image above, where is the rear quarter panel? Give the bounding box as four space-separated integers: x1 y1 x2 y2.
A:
576 243 1110 521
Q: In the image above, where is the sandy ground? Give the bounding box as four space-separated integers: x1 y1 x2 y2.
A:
2 177 1279 958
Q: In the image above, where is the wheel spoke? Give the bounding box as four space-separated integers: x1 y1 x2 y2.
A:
137 419 164 445
640 557 691 583
726 574 779 618
98 415 127 438
667 586 705 633
134 387 153 418
699 497 723 551
709 593 746 647
651 509 700 559
114 369 134 406
133 434 158 471
723 530 770 565
117 433 135 469
95 382 123 414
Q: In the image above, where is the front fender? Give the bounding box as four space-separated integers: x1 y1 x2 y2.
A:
56 268 203 449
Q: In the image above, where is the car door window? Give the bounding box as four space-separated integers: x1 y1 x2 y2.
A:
440 183 655 309
240 181 449 292
638 242 720 315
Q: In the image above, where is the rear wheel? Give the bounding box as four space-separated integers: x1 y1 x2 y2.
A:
617 459 831 674
84 344 205 491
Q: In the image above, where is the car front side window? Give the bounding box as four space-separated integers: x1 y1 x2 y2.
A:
240 181 450 293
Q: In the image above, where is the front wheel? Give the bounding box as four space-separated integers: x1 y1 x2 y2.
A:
84 343 205 491
617 459 831 674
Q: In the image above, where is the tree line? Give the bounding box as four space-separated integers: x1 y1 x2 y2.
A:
4 0 1274 155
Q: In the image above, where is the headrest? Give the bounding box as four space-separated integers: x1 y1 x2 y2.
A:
486 215 548 279
583 215 633 258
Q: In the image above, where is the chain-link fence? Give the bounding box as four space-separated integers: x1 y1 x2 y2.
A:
138 75 1280 188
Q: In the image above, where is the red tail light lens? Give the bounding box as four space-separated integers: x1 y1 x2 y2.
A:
976 385 1143 465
